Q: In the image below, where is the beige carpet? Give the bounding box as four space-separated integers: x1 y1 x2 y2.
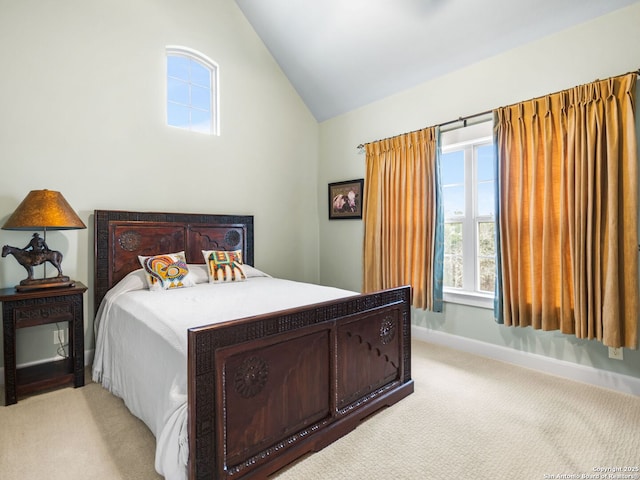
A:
0 369 161 480
1 341 639 480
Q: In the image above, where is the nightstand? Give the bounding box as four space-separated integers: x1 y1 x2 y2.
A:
1 282 87 405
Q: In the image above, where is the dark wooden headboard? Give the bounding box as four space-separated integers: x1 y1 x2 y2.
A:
93 210 254 311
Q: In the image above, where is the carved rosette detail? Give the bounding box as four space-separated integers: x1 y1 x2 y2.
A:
118 231 142 251
225 230 241 248
379 316 396 345
234 356 268 398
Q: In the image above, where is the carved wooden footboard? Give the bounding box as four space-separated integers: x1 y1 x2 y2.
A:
188 285 413 479
94 210 413 480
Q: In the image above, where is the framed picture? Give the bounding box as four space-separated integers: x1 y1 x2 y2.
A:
328 179 364 219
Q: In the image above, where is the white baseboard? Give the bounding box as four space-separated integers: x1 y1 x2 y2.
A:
0 349 95 386
412 325 640 397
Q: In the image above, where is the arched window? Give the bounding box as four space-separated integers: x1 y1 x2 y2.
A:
166 46 219 135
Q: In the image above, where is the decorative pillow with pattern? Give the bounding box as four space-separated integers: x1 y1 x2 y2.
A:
202 249 246 283
138 251 196 291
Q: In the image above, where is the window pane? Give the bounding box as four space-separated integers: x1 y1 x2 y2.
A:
444 255 463 288
444 222 463 255
190 109 211 133
191 85 211 111
443 185 465 217
478 257 495 293
166 48 217 135
190 61 210 87
444 222 463 288
477 181 495 217
441 151 465 185
167 78 189 105
478 220 496 293
477 222 495 256
168 56 189 80
476 144 494 182
167 103 190 128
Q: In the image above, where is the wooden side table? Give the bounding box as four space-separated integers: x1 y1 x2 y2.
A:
1 282 87 405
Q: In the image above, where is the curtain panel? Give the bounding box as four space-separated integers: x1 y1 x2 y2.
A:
363 127 443 311
494 73 638 349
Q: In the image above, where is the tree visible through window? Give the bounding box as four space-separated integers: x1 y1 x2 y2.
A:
166 47 218 135
441 121 495 304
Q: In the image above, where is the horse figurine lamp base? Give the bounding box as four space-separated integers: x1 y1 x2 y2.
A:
2 233 75 292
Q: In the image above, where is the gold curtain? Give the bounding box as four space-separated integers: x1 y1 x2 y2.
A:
495 73 638 348
363 127 438 310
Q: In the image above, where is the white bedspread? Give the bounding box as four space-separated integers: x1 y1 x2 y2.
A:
92 265 356 480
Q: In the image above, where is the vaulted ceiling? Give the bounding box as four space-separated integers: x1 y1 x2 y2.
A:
236 0 640 121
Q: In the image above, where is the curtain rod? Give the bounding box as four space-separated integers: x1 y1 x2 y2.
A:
356 68 640 151
355 110 492 150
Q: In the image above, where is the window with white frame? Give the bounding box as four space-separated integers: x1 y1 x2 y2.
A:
166 46 219 135
440 120 495 308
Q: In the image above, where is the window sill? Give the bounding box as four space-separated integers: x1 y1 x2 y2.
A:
443 290 494 309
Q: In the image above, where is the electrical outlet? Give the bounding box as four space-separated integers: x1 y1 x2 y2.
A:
608 347 623 360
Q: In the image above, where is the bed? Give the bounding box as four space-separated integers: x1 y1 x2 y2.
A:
92 209 413 480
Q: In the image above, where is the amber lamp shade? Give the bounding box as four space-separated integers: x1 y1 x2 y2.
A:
3 190 86 231
2 190 86 291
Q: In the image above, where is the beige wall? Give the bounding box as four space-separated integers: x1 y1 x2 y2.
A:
0 0 320 366
318 3 640 378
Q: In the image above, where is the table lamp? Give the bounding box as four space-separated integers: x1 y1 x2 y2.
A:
1 189 86 291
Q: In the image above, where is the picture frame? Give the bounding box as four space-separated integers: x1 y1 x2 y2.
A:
328 179 364 220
